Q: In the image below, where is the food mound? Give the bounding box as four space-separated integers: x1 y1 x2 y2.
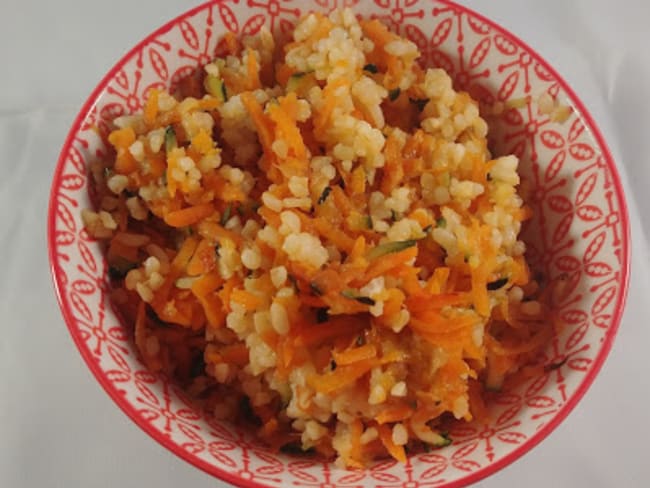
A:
83 9 552 468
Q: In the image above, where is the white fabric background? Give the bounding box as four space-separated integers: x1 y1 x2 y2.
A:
1 1 648 486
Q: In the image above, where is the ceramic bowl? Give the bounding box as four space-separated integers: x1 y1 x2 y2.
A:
48 1 630 486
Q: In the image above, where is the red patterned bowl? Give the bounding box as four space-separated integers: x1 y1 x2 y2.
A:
47 1 630 486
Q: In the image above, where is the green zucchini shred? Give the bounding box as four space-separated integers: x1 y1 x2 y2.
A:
164 126 177 154
220 203 232 226
205 74 227 102
341 290 375 306
388 87 401 101
366 239 417 260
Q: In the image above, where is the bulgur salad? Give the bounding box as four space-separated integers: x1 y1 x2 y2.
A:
83 9 555 467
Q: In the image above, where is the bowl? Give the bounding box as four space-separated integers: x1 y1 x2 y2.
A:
48 0 630 486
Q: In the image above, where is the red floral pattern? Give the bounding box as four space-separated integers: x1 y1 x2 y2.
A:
48 1 629 487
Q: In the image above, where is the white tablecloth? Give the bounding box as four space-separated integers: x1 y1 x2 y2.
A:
1 1 648 486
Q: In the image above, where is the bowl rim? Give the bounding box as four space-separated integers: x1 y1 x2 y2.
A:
47 1 631 486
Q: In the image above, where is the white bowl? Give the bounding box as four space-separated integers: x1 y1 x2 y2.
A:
48 1 630 486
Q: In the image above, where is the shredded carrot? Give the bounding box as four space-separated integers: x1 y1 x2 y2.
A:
511 255 530 285
108 126 136 149
330 186 354 216
308 359 377 394
259 417 279 439
349 419 364 468
198 221 244 246
217 278 239 313
186 238 217 276
220 343 249 366
380 131 404 193
332 344 377 366
314 78 349 137
191 271 223 298
223 31 240 55
268 93 308 161
377 424 407 463
294 315 367 348
147 155 166 179
313 217 356 253
346 237 367 267
375 402 415 425
230 288 263 311
275 62 294 86
144 89 159 125
350 166 366 195
471 264 490 317
241 91 275 161
362 246 418 283
107 237 140 263
191 130 214 154
426 267 450 294
198 292 225 328
171 236 199 272
114 150 138 175
163 203 215 228
246 48 261 90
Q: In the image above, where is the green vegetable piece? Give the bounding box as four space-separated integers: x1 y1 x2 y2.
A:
409 97 429 112
341 290 375 306
165 126 177 154
286 72 304 92
280 442 315 456
108 258 136 280
388 87 401 101
436 217 446 228
366 239 417 260
431 432 452 448
318 186 332 204
189 354 206 378
287 274 299 290
286 71 314 93
341 290 356 300
354 295 375 306
146 307 172 328
487 277 509 290
365 215 373 229
544 357 568 372
316 308 329 323
205 74 227 102
220 203 232 226
310 282 324 296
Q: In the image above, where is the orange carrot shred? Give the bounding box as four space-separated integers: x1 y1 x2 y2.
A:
332 344 377 366
377 424 407 463
164 203 215 228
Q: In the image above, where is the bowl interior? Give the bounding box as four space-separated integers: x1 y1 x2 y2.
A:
48 1 629 486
